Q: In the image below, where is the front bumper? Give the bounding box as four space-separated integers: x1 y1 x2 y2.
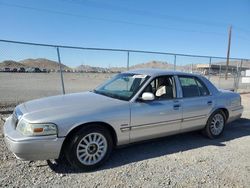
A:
3 116 65 161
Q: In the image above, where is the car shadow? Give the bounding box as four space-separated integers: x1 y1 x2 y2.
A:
48 118 250 174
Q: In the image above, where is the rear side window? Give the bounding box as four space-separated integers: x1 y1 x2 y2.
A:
196 78 210 96
179 76 209 98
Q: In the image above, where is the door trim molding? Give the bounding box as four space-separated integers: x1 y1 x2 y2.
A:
130 119 182 130
182 114 207 122
121 114 207 132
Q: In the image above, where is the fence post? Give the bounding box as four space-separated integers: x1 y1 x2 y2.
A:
233 67 236 91
56 47 65 95
208 57 212 80
239 59 243 74
235 59 243 92
174 55 176 71
127 51 130 71
218 64 221 88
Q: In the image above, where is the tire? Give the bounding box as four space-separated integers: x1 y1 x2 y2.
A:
203 110 226 139
64 125 113 171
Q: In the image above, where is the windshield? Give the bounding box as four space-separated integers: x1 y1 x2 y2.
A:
94 73 150 101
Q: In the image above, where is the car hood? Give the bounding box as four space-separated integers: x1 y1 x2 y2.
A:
18 91 128 123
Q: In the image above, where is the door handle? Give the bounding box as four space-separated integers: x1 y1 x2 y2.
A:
173 104 180 110
207 101 213 105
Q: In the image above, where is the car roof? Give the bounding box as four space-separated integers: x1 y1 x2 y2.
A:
125 68 196 77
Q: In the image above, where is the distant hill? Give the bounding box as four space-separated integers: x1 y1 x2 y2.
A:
109 67 127 73
127 60 194 71
0 58 71 71
75 61 191 73
1 58 248 72
75 61 178 73
0 60 27 68
130 61 175 70
20 58 71 71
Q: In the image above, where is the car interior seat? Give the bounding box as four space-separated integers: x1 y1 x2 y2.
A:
155 77 173 99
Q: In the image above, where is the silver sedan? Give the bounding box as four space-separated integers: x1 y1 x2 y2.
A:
4 69 243 170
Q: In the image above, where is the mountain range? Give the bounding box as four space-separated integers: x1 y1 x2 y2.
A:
0 58 249 72
0 58 70 71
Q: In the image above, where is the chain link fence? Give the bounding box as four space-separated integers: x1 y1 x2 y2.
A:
0 39 250 109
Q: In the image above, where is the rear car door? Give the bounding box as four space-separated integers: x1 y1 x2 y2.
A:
178 75 213 132
130 75 182 142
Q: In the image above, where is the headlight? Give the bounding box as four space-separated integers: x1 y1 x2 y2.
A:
16 119 57 136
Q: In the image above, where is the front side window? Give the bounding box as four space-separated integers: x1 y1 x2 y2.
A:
94 73 150 101
179 76 209 98
141 76 175 100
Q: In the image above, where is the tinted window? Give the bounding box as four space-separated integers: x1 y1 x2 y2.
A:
196 78 209 96
179 76 209 98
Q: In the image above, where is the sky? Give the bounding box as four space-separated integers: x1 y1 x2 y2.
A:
0 0 249 67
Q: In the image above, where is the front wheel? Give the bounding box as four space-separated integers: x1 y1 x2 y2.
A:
204 111 226 139
65 126 113 171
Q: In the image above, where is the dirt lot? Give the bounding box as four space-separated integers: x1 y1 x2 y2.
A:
0 73 114 106
0 94 249 187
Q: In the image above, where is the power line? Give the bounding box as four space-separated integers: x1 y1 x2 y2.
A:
62 0 230 28
0 38 249 60
63 0 250 35
0 1 227 36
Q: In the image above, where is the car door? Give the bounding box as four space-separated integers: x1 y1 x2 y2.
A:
177 75 213 132
129 75 182 143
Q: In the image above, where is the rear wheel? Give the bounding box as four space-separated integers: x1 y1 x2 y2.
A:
204 111 226 139
65 125 113 171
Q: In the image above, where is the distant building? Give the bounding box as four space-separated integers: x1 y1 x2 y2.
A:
196 64 249 75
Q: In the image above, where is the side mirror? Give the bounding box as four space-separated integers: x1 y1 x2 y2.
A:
141 92 155 101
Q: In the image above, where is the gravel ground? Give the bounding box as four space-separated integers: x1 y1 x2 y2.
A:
0 94 250 187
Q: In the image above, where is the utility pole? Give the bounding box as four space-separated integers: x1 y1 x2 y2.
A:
225 25 232 80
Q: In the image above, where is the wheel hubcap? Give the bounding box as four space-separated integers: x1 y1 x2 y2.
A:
210 114 224 136
76 133 107 166
87 144 98 154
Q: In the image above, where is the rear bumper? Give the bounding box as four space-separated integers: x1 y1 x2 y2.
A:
3 116 64 161
228 105 243 123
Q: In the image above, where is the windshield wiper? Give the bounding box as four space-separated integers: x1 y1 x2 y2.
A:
93 90 127 101
93 89 106 96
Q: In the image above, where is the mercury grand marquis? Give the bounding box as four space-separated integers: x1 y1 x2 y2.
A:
4 69 243 170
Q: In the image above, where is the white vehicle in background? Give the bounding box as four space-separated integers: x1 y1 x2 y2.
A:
4 67 11 72
18 67 26 72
